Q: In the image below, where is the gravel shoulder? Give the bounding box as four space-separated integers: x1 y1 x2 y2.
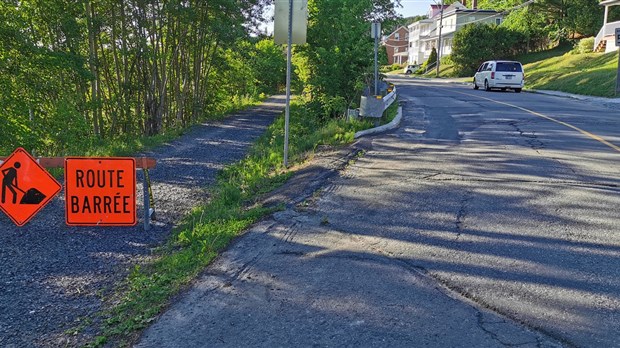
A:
0 96 285 347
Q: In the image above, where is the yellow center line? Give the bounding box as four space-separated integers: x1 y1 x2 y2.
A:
451 89 620 153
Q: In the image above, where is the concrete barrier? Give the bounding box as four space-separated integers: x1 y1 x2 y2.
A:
354 106 402 139
359 86 397 118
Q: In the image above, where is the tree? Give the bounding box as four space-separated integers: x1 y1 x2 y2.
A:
0 0 282 156
424 47 438 70
294 0 400 118
451 23 526 76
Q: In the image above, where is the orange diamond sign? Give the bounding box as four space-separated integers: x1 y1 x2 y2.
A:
0 148 62 226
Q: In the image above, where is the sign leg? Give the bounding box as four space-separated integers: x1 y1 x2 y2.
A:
143 169 150 231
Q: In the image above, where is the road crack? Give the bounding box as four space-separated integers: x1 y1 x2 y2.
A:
455 190 472 241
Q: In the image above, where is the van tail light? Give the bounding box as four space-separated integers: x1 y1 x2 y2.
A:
491 72 495 79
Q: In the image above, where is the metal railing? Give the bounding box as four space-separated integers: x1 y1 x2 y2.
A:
594 20 620 52
424 61 437 74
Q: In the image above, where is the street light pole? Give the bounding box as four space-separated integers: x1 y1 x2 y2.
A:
436 0 443 77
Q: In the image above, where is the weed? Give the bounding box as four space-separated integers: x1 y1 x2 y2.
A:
87 99 377 346
321 216 329 225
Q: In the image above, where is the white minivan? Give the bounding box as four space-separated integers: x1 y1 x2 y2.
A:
473 60 524 93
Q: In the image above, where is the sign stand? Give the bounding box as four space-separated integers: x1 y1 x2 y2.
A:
142 168 154 231
371 22 381 96
274 0 308 167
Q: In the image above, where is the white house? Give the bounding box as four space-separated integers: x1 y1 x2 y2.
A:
594 0 620 52
408 1 503 65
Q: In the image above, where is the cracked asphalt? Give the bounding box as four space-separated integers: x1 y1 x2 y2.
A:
137 80 620 347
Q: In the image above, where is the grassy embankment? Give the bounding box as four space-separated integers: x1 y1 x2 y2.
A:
85 100 398 346
419 44 619 97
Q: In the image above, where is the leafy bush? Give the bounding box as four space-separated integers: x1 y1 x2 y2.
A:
570 37 594 54
451 24 527 77
379 63 404 73
441 54 454 66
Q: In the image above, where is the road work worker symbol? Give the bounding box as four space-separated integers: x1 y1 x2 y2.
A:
0 148 61 226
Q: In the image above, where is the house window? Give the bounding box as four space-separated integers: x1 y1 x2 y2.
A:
395 33 400 40
496 18 502 25
395 47 399 53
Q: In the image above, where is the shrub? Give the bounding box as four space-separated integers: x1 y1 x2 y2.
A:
452 24 526 77
570 37 595 54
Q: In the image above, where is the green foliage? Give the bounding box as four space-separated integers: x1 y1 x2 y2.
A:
0 0 283 157
451 24 526 76
384 15 427 33
479 0 605 48
570 37 594 55
294 0 399 118
501 8 552 52
387 63 405 72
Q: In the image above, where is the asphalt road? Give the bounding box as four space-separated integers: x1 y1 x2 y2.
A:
137 80 620 347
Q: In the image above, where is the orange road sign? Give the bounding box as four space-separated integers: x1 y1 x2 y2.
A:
65 157 137 226
0 148 62 226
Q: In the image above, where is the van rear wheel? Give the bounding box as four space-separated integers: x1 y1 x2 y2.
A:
484 80 491 91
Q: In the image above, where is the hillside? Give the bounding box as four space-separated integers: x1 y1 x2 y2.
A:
419 45 619 98
522 50 618 98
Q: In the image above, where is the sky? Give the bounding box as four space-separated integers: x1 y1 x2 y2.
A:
261 1 435 35
396 0 434 18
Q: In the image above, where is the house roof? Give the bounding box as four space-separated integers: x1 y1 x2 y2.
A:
384 25 408 39
600 0 620 6
429 4 451 18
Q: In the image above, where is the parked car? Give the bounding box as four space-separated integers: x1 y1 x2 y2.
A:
473 60 524 93
403 64 420 74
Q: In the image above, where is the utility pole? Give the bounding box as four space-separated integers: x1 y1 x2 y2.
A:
436 0 444 77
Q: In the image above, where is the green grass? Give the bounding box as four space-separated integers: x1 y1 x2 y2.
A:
85 100 376 347
417 43 618 97
382 98 399 124
522 50 618 97
514 43 572 65
420 63 458 78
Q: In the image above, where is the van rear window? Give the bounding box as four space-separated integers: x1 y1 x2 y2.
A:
496 62 522 72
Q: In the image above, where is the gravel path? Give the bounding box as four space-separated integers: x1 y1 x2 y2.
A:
0 96 285 347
